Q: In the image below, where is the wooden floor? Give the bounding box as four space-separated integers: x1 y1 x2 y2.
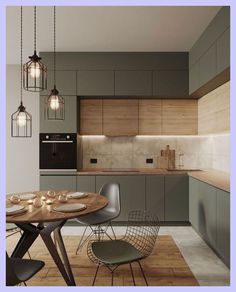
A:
6 233 199 286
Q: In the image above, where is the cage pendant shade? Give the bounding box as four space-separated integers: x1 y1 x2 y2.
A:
45 86 65 120
11 102 32 137
23 50 47 92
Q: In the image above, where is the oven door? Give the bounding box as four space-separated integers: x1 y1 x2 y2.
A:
40 139 77 170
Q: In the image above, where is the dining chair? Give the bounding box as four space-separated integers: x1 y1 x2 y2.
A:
6 253 45 286
75 182 120 254
87 209 160 286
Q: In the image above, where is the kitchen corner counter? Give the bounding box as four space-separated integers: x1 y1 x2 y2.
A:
188 170 230 192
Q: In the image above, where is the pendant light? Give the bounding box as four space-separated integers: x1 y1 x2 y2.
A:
11 7 32 138
23 6 47 92
45 6 65 120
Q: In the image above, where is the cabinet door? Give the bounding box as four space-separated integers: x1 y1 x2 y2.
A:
189 62 200 94
198 181 217 250
115 71 152 96
199 44 217 86
41 71 76 96
146 175 164 221
153 70 188 96
138 100 162 135
217 189 230 267
162 99 198 135
189 177 200 231
40 96 77 133
79 99 103 135
165 175 189 222
40 175 77 191
77 71 114 96
95 176 146 222
103 99 139 136
217 28 230 74
77 176 96 192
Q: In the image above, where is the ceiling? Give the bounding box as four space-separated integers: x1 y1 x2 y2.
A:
6 6 221 64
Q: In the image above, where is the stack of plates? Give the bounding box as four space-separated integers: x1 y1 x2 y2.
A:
6 205 26 216
67 192 88 199
53 203 86 213
19 193 36 201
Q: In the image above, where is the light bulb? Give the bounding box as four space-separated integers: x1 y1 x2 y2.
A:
16 112 27 127
29 62 40 78
50 95 60 110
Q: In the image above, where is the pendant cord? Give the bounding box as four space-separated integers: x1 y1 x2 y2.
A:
34 6 36 52
20 6 23 104
53 6 56 87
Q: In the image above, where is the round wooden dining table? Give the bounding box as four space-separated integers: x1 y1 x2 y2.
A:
6 190 108 286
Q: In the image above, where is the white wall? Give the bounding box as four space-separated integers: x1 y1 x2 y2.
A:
6 65 39 193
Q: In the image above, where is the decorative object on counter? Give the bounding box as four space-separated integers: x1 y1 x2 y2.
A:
11 7 32 138
10 195 20 204
159 145 175 169
58 193 68 203
45 6 65 120
23 6 47 92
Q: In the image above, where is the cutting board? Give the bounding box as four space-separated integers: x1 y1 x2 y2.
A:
159 145 175 169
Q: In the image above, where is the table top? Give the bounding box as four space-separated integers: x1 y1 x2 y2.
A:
6 191 108 224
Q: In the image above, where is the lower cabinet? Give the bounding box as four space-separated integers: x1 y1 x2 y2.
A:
146 175 165 221
95 175 146 221
77 176 95 192
165 175 189 221
40 175 77 191
189 177 230 267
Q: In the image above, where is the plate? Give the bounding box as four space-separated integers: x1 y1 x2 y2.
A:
53 203 86 213
6 205 26 216
19 193 36 201
67 192 88 199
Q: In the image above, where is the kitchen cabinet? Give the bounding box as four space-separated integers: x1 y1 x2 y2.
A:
40 95 77 133
115 71 152 96
41 70 76 96
162 99 198 135
153 70 188 97
138 100 162 135
189 177 200 230
146 175 165 221
165 175 189 222
77 176 96 192
216 189 230 267
79 99 103 135
199 44 217 87
77 71 114 96
217 28 230 74
40 175 77 191
95 175 146 221
189 62 200 94
103 99 139 136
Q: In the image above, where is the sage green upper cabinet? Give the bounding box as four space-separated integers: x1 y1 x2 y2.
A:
40 175 77 191
165 175 189 222
189 62 200 94
146 175 164 221
77 71 114 96
40 95 77 133
216 189 230 267
115 71 152 96
217 28 230 74
95 175 146 222
77 176 96 192
41 70 76 96
199 44 217 87
153 70 188 97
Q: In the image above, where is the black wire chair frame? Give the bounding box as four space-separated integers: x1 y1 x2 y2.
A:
87 210 160 286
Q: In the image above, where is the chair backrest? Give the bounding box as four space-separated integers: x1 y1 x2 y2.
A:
99 182 121 218
123 210 160 257
6 253 20 286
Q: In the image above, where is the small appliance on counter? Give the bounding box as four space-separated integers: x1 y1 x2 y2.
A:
40 133 77 170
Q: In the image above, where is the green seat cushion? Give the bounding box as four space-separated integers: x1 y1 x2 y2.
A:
91 240 144 265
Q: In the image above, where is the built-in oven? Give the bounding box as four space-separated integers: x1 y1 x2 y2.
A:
40 133 77 170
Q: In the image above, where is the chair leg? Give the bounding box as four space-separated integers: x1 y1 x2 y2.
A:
110 223 116 239
137 261 148 286
75 226 89 254
129 263 136 286
111 270 114 286
92 264 100 286
23 281 27 286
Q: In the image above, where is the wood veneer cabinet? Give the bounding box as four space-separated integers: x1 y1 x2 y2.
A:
79 99 103 135
103 99 139 136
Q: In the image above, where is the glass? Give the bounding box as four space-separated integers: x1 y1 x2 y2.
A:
58 193 68 203
47 190 56 198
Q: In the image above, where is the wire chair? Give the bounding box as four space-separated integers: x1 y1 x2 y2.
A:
87 210 160 286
